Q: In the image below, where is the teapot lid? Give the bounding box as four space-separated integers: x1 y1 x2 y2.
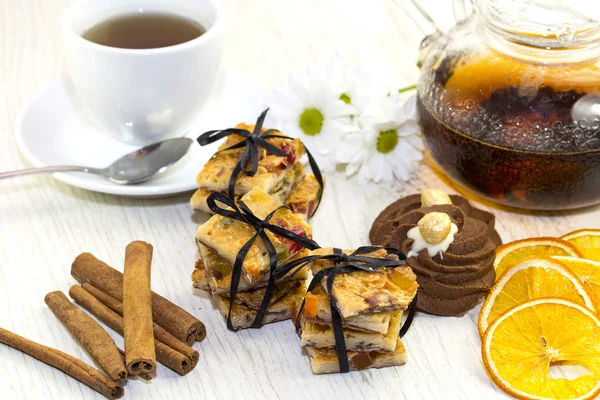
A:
477 0 600 49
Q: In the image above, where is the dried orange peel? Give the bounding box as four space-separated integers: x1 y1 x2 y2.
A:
561 229 600 262
482 298 600 400
303 293 319 318
445 53 600 99
479 256 596 337
494 237 583 278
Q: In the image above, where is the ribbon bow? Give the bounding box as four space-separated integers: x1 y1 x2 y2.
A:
274 246 418 373
207 192 320 331
197 108 324 214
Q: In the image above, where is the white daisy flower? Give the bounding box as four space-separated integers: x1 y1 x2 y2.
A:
268 69 355 172
336 94 423 183
326 55 389 123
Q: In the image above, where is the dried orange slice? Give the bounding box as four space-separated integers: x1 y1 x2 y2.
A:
553 256 600 307
494 237 582 278
561 229 600 262
482 298 600 400
479 257 595 336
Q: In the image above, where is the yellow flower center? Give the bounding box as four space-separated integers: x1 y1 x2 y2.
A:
377 129 398 154
339 93 351 104
298 108 324 136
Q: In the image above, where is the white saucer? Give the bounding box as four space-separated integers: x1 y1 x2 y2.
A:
16 68 267 197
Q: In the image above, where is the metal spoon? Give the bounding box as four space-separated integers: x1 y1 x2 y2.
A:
0 137 193 184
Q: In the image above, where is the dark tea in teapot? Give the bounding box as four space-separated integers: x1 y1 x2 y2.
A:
418 51 600 210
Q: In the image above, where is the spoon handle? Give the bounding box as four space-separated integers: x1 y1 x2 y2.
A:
0 165 104 180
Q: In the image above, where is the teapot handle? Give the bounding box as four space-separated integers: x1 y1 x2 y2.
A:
390 0 441 35
453 0 474 22
391 0 474 34
390 0 474 67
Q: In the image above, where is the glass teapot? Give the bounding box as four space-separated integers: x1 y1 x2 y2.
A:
405 0 600 210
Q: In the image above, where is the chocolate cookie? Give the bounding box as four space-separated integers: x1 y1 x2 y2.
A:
372 204 466 247
416 290 486 317
370 192 502 316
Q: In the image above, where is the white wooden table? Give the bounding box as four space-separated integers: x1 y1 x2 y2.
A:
1 1 599 399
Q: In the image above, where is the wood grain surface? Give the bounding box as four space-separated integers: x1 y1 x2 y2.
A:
1 0 599 399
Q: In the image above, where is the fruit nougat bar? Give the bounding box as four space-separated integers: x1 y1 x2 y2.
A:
191 123 307 213
195 187 312 283
297 247 418 374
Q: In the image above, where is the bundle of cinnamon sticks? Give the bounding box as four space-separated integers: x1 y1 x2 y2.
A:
0 241 206 399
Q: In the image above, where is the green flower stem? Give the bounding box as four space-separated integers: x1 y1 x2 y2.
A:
398 84 417 94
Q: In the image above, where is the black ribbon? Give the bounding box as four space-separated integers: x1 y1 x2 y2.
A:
274 246 418 373
197 108 324 215
207 192 320 331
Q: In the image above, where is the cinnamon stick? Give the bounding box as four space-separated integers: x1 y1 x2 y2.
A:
69 285 193 375
44 291 127 382
71 252 206 345
82 283 123 313
123 241 156 376
118 348 152 381
0 327 124 399
83 282 199 367
69 286 123 335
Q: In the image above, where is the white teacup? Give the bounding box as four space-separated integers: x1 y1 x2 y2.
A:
61 0 224 145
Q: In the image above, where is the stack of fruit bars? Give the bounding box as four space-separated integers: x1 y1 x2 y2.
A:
192 187 313 330
190 123 320 220
297 248 419 374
